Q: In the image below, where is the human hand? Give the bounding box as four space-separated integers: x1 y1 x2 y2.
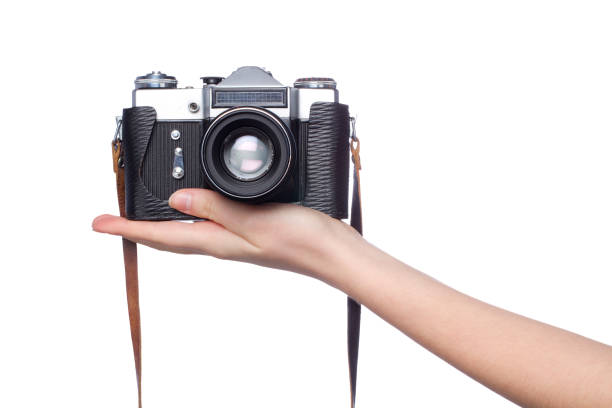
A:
92 189 362 279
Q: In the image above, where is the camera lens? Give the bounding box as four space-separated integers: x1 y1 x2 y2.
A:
222 130 274 181
201 107 293 200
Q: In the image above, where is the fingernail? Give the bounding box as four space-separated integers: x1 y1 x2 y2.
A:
170 192 191 211
92 214 113 232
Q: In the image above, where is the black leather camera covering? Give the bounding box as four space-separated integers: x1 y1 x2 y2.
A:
122 107 199 220
302 102 350 219
122 102 350 220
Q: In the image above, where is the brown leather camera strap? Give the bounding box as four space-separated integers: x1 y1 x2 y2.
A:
111 135 363 408
113 140 142 408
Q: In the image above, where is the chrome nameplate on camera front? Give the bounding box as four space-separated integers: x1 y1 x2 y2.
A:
132 88 207 121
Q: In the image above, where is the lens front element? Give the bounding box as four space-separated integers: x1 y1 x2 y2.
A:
223 130 274 181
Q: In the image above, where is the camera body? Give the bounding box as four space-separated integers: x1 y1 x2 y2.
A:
118 66 351 220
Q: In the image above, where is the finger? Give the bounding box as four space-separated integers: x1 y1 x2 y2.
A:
92 214 257 260
168 189 255 235
130 238 199 255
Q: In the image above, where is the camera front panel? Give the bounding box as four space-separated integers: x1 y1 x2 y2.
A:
122 107 302 220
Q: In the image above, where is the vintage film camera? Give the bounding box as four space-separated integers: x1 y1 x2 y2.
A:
116 66 351 220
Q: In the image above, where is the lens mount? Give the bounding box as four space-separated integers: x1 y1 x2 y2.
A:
201 107 293 200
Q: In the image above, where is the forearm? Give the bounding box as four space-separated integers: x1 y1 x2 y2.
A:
316 234 612 407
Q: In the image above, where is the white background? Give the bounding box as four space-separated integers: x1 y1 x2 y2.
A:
1 1 611 407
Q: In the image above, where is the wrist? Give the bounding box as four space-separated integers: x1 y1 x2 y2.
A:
308 219 370 291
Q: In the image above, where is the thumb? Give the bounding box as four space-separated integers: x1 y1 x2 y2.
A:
169 189 252 233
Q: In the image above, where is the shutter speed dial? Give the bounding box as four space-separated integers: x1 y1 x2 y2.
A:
134 71 178 89
294 77 337 89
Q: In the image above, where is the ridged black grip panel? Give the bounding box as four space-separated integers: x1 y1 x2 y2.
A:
142 121 204 200
302 102 350 219
122 107 198 221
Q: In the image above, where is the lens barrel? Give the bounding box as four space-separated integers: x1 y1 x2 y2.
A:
201 107 292 199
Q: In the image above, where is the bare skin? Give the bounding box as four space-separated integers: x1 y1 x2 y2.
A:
93 188 612 408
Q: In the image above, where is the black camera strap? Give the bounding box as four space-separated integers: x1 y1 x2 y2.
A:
111 124 363 408
348 122 363 408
